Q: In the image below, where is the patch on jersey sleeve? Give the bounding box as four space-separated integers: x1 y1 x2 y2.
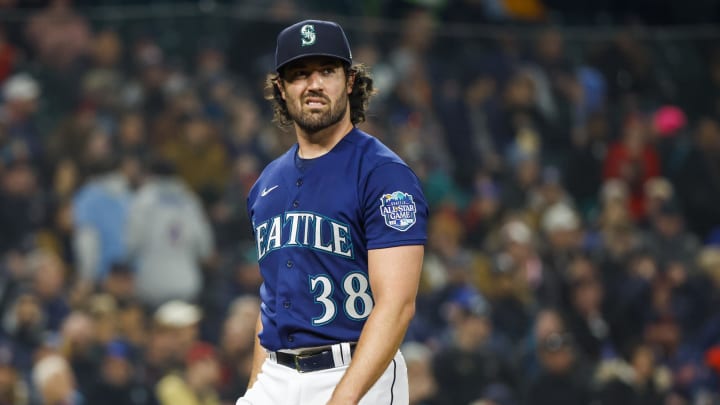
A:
379 191 417 231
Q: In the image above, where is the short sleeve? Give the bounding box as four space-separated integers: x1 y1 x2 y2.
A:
362 162 428 249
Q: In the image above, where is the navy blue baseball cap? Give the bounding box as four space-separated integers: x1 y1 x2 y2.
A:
275 20 352 72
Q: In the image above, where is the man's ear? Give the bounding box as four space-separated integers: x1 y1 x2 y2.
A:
346 71 355 94
275 78 286 100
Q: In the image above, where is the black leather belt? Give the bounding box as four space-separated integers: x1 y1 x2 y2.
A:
273 343 357 373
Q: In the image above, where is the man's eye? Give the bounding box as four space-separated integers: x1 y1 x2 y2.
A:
322 68 335 75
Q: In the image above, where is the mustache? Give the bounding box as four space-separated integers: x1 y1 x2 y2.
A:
304 91 330 102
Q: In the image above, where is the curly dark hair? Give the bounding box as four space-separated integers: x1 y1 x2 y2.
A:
264 63 376 128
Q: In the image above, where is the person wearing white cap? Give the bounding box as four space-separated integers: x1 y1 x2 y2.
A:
147 300 204 383
537 202 584 307
1 73 43 163
2 73 40 102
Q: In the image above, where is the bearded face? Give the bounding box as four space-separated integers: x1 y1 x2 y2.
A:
286 87 348 134
279 57 351 135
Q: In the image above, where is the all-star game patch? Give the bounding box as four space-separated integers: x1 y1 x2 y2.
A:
379 191 417 231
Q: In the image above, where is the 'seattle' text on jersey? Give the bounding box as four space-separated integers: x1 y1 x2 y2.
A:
254 211 353 261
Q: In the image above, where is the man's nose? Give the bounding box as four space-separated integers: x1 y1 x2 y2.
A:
306 70 324 89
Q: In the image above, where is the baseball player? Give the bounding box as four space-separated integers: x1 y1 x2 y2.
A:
238 20 428 405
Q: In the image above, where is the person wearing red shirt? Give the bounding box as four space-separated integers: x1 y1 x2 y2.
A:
603 114 660 220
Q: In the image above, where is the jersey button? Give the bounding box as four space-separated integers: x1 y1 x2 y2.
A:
296 178 303 186
292 200 299 208
287 335 294 342
286 260 293 268
283 301 291 309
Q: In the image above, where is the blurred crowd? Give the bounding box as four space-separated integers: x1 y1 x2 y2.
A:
0 0 720 404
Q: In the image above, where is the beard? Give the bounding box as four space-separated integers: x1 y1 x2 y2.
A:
287 91 348 134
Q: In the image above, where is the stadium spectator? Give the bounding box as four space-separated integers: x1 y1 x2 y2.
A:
58 310 101 398
479 222 538 343
101 263 136 307
210 152 260 255
0 73 42 165
86 293 120 346
642 199 701 271
24 0 90 71
562 255 613 364
603 114 661 221
156 341 221 405
1 292 45 372
432 286 517 405
153 300 202 368
0 160 44 255
523 326 594 405
138 300 203 389
31 353 80 405
0 341 28 405
216 295 260 403
115 112 148 159
463 174 504 246
0 27 17 84
402 342 440 405
565 111 610 215
70 155 134 291
525 27 578 162
594 342 671 405
641 176 675 228
25 249 70 333
500 146 542 212
675 117 720 241
126 158 214 308
537 202 584 307
85 339 158 405
115 300 148 350
160 114 229 205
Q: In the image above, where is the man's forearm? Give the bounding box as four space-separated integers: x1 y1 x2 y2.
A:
327 299 415 404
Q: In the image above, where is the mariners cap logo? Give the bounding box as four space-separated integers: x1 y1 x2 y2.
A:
379 191 417 232
300 24 316 47
275 19 352 72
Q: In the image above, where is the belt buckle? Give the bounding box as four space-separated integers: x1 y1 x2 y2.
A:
294 352 312 373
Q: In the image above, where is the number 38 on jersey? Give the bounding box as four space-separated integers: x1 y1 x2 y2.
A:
309 272 373 326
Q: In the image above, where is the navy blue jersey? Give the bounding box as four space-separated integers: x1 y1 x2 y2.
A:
247 128 428 351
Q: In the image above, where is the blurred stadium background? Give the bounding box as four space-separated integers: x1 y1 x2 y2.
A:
1 0 720 404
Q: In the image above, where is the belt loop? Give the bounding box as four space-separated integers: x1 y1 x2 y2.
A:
268 351 277 362
340 342 352 365
331 343 343 367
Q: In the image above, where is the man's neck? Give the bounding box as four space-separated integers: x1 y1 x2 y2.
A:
295 119 354 159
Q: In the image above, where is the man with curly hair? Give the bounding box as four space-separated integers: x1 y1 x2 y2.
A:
238 19 428 405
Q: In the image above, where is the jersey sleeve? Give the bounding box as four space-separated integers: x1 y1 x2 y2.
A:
362 162 428 249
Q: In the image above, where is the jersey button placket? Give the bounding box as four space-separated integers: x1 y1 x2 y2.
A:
296 178 303 187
